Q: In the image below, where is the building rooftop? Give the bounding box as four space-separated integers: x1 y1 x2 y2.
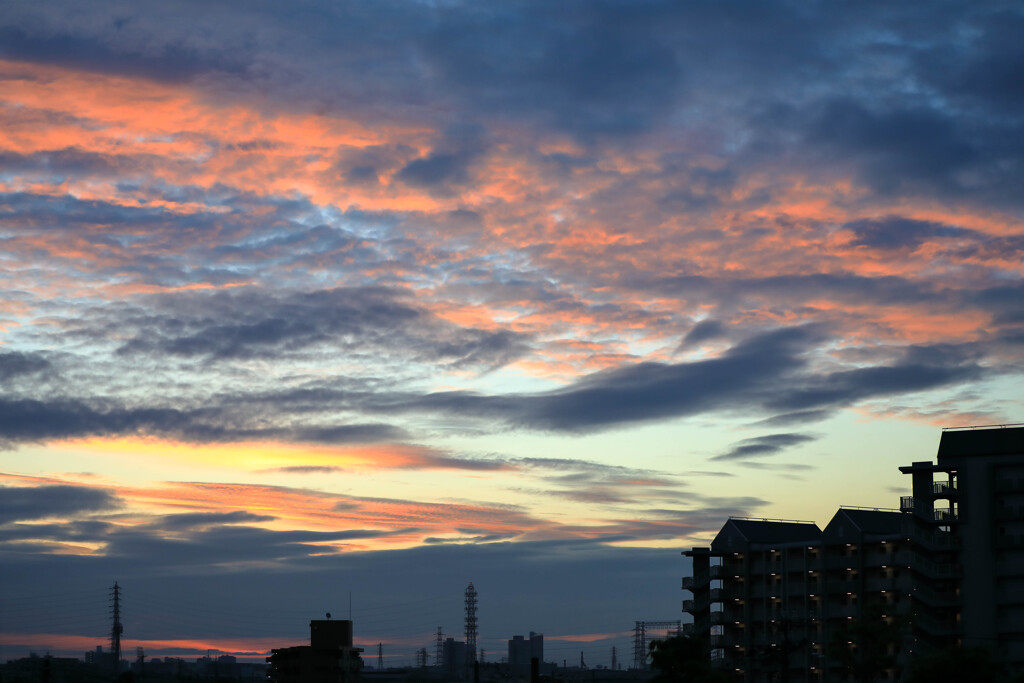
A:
938 424 1024 459
834 508 903 535
724 518 821 544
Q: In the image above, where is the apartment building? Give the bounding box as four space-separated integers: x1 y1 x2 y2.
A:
683 424 1024 682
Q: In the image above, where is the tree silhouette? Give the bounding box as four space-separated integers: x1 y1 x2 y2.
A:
648 635 730 683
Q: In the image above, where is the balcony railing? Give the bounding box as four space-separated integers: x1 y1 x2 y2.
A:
913 611 961 636
933 481 958 496
710 565 729 579
912 584 961 607
900 497 960 522
912 557 961 579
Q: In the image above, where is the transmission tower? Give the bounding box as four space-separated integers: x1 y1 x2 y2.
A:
416 648 429 668
435 627 444 669
464 582 478 663
377 643 383 671
632 621 680 670
109 582 123 674
611 646 617 671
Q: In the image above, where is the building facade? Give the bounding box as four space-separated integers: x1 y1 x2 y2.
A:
683 425 1024 681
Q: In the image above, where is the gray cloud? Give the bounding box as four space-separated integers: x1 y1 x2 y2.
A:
0 485 121 524
680 319 727 347
712 433 819 461
844 216 974 251
110 286 531 369
0 352 50 383
0 396 407 447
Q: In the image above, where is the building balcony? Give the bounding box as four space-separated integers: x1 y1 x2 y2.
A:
682 576 707 590
865 575 906 592
710 565 730 579
932 481 959 497
827 604 859 619
912 584 961 608
912 558 961 579
682 623 696 636
905 524 960 552
823 556 852 571
913 611 961 637
710 611 727 626
903 498 961 523
683 598 710 613
880 549 914 567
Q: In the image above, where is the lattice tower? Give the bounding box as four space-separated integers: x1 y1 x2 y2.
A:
464 582 478 662
109 582 123 673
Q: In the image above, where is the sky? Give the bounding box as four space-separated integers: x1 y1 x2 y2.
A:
1 0 1023 669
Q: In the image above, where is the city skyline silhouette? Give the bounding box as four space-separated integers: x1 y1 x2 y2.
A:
1 0 1022 678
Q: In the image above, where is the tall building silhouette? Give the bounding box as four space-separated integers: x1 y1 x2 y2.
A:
683 425 1024 681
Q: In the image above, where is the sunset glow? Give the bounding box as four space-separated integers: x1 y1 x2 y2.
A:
1 0 1022 670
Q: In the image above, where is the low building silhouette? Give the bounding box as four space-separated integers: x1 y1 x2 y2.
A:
442 637 467 679
508 632 543 676
268 619 364 683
